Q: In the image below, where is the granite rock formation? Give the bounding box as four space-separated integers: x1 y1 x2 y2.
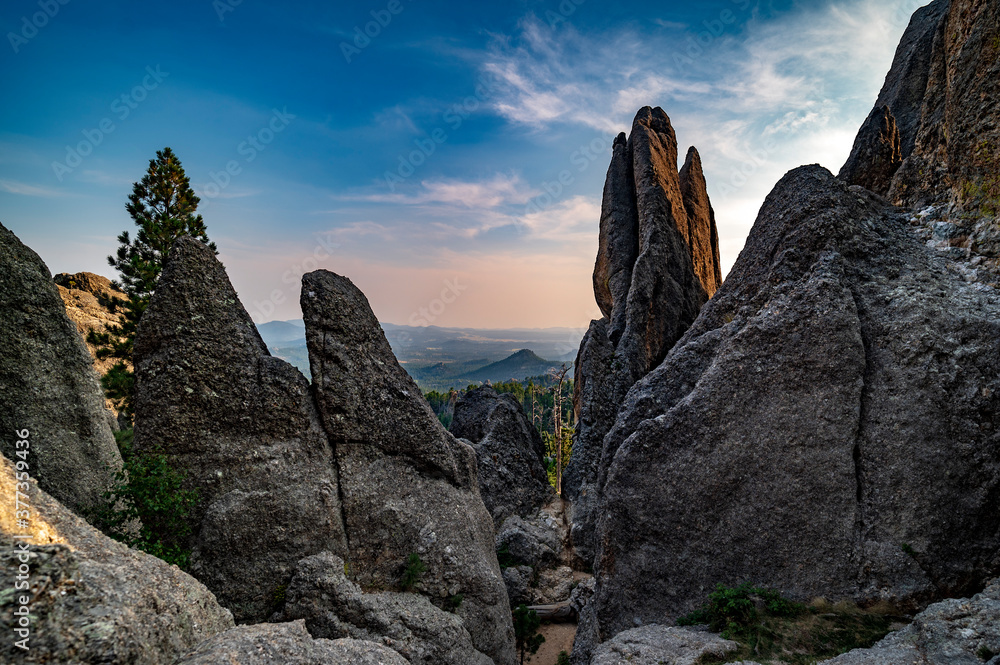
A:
54 272 127 414
839 0 949 194
841 0 1000 283
573 166 1000 662
175 621 409 665
564 107 722 564
589 625 739 665
820 578 1000 665
450 385 552 527
0 222 121 515
274 551 493 665
0 452 234 664
133 237 349 622
302 269 515 665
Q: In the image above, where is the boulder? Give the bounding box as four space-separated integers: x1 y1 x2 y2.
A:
819 579 1000 665
450 386 552 526
302 269 515 665
565 108 722 564
589 625 739 665
496 514 560 570
274 551 492 665
0 452 234 664
0 222 121 515
574 166 1000 662
175 620 409 665
133 236 348 622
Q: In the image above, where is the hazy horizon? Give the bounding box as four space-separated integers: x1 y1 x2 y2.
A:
1 0 929 328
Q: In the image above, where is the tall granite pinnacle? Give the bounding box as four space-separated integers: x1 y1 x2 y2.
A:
565 106 722 564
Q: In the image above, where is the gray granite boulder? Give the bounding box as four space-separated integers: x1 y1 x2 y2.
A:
175 620 408 665
589 625 739 665
819 579 1000 665
0 222 121 515
0 453 234 665
274 551 492 665
573 166 1000 662
450 385 552 526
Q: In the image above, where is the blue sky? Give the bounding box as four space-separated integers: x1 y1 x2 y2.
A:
1 0 927 329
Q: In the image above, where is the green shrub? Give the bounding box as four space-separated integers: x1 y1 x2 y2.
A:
87 429 197 569
444 593 464 613
677 582 805 641
557 650 571 665
400 553 426 591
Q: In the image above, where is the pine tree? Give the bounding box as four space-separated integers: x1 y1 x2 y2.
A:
88 147 216 418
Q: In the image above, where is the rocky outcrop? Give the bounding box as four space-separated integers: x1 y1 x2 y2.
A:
133 236 349 622
175 620 409 665
302 270 515 665
274 551 492 665
573 166 1000 662
564 108 722 564
843 0 1000 226
0 222 121 515
589 626 739 665
54 272 127 414
839 0 949 194
0 452 234 664
450 386 552 526
820 579 1000 665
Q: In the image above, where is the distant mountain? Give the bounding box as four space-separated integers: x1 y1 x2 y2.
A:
257 319 305 347
256 320 583 390
470 349 563 384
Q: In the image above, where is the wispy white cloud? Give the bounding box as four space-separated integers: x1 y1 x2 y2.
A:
0 179 65 197
341 173 539 209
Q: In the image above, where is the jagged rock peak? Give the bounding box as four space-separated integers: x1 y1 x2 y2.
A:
133 235 348 622
302 269 516 665
566 106 722 565
0 222 121 515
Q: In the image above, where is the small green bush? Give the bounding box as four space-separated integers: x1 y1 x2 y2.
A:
557 650 571 665
400 553 426 591
87 429 197 569
444 593 464 613
677 582 805 640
